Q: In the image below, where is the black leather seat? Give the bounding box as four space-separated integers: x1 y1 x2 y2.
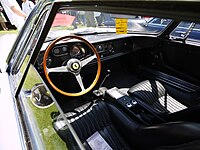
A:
128 80 200 123
128 80 187 115
54 100 200 150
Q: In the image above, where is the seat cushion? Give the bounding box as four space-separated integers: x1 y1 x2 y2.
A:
64 101 140 149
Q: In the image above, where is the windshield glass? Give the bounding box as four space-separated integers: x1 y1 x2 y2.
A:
47 9 170 40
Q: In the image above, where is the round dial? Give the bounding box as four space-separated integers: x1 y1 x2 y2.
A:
46 56 52 67
53 48 60 55
70 45 81 57
62 46 68 52
70 44 86 58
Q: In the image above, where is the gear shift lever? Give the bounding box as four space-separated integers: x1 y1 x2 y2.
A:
99 70 111 88
93 70 111 97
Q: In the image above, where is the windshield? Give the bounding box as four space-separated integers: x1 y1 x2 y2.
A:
47 9 170 40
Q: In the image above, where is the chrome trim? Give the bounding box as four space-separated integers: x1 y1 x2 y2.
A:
19 91 46 150
11 5 52 74
13 97 30 150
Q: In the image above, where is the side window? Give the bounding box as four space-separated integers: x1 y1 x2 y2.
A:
170 21 192 38
20 65 67 149
11 7 51 94
187 23 200 41
194 23 200 29
17 6 84 149
170 22 200 42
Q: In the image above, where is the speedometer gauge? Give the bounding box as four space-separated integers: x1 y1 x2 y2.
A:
70 45 81 57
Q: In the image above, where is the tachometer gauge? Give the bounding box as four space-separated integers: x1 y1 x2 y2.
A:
62 46 68 52
53 48 60 55
52 45 68 56
70 44 86 58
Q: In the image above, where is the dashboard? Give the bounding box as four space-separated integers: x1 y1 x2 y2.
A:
36 34 135 71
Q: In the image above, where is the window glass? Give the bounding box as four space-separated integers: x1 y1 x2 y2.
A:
178 22 192 28
46 9 170 39
170 22 200 42
170 21 192 39
142 18 172 33
11 6 51 94
17 6 85 149
20 65 67 150
194 23 200 29
187 23 200 41
148 18 171 26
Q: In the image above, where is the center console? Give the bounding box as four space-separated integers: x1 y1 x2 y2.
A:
105 87 165 125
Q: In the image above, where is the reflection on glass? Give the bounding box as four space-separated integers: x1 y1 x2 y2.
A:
21 65 67 150
31 83 54 108
47 9 166 41
12 8 51 94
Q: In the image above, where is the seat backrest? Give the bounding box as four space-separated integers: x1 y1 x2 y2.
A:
128 80 169 114
128 80 187 114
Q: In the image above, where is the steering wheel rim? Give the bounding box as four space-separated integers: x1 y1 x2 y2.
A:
43 35 101 97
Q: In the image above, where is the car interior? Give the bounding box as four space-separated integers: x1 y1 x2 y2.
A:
30 7 200 150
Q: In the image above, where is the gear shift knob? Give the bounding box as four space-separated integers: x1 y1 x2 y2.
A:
107 70 111 76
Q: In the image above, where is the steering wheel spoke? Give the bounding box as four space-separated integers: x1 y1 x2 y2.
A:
47 66 69 74
81 55 96 67
75 73 85 91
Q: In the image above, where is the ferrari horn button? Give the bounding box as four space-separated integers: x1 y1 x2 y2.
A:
71 62 80 70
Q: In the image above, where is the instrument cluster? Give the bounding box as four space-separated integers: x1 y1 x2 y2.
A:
52 43 87 59
36 37 133 71
36 42 88 70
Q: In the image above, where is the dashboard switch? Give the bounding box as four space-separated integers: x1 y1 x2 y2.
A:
132 100 137 105
126 102 133 108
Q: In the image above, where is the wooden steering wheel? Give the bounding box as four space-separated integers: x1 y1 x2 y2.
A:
43 35 101 96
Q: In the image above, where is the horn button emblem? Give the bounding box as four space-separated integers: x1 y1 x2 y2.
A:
72 62 80 70
67 59 82 72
